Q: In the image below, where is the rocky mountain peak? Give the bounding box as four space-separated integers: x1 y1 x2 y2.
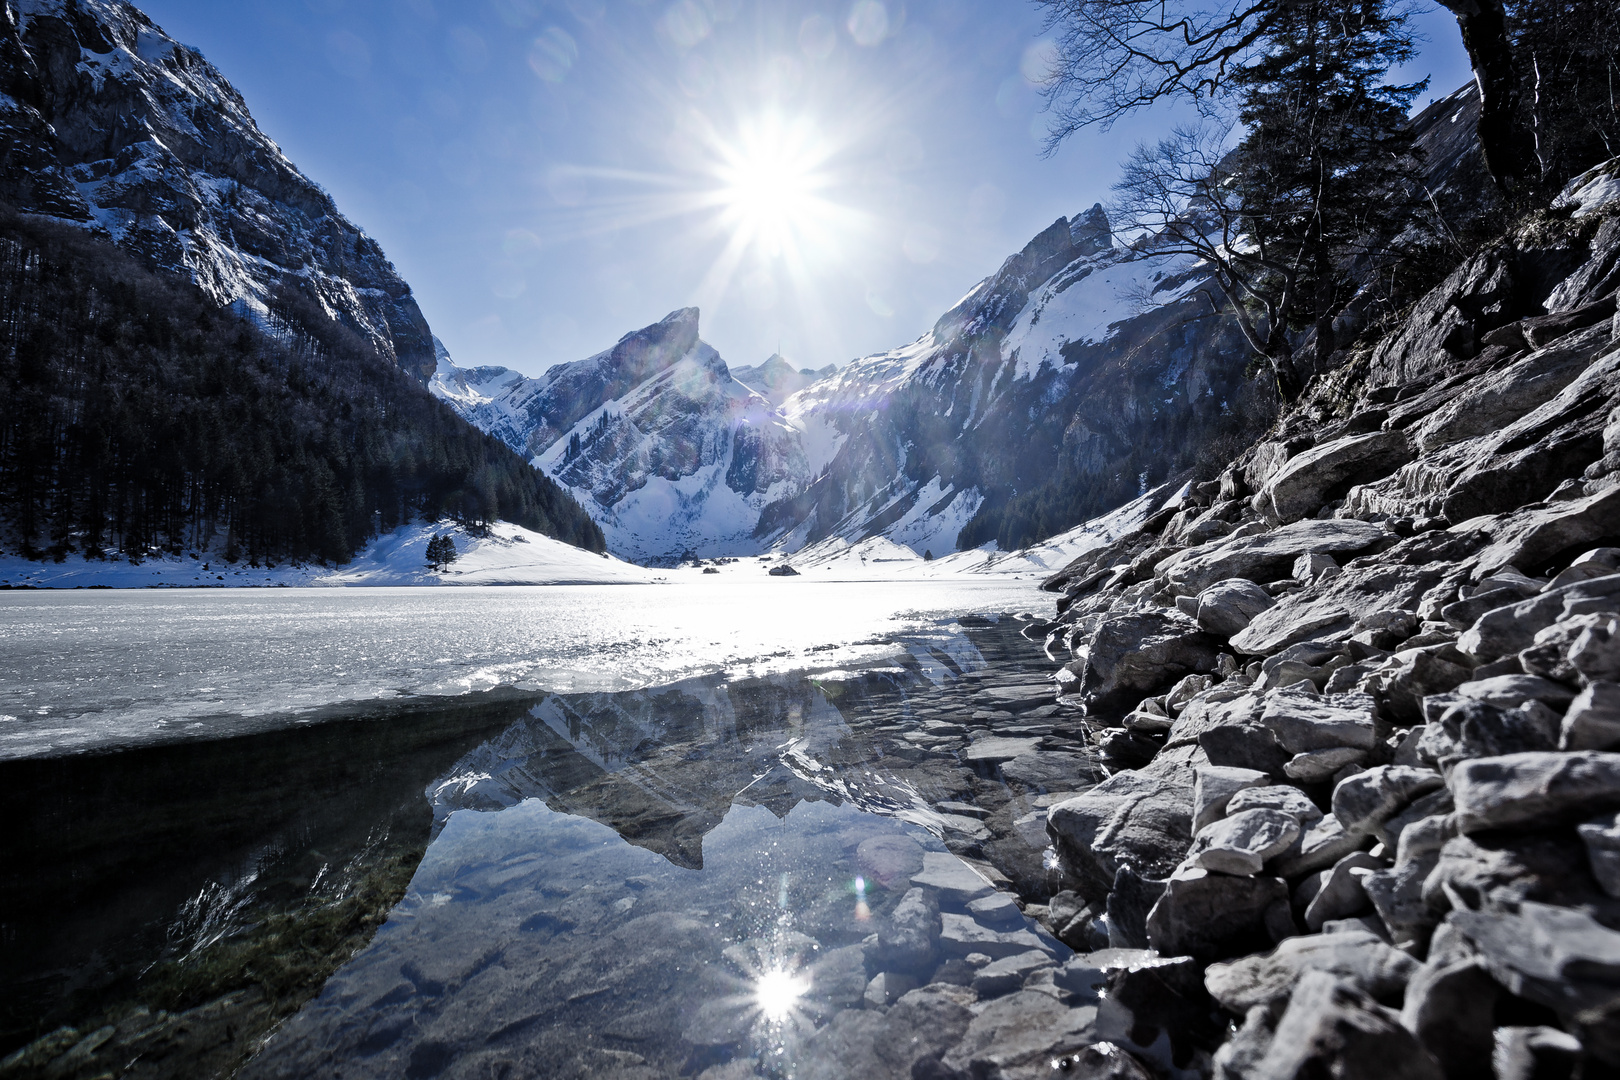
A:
608 306 703 385
1068 202 1112 257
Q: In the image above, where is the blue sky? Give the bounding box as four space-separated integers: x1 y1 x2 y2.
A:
138 0 1472 377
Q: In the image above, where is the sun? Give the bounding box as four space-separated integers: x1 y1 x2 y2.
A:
712 113 830 258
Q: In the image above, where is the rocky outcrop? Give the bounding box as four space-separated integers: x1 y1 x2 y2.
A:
1032 161 1620 1078
0 0 437 379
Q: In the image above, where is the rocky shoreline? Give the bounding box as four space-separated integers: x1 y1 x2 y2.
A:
1004 164 1620 1078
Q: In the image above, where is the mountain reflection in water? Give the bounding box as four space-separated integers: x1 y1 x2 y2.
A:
5 619 1111 1079
245 622 1082 1079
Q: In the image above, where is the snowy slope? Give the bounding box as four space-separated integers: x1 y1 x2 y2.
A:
685 485 1163 583
0 520 654 589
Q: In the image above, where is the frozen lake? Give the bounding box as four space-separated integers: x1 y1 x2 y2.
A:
0 579 1046 759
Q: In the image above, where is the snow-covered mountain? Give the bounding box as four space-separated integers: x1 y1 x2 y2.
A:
432 309 815 561
434 89 1490 564
0 0 437 379
432 207 1250 563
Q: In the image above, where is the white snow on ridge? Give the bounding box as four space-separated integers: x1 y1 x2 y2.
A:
1003 248 1208 380
0 521 654 589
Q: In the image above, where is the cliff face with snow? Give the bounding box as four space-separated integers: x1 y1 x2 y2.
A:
0 0 437 379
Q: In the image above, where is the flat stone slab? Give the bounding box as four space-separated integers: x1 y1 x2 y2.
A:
1450 902 1620 1013
1204 929 1419 1012
937 913 1050 959
1188 808 1301 876
962 737 1043 764
1158 519 1391 595
1451 751 1620 833
911 851 994 902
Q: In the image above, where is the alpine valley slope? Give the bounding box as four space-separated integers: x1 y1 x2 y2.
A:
437 86 1488 567
434 209 1266 565
0 0 436 379
0 0 609 571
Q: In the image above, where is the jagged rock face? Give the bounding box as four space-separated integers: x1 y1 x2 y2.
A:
0 0 436 380
433 309 810 561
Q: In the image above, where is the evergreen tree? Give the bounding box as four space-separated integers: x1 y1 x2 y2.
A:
1111 0 1423 401
1229 0 1425 370
425 533 458 572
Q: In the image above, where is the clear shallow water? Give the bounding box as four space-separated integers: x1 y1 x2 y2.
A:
238 634 1082 1080
0 579 1042 759
4 621 1114 1079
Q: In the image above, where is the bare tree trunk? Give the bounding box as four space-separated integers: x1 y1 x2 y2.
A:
1437 0 1534 191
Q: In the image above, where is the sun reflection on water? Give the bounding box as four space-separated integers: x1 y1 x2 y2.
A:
753 966 810 1022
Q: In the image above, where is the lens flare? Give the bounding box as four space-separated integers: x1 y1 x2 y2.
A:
712 112 831 259
753 966 809 1021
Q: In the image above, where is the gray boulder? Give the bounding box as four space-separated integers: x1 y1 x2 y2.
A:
1382 651 1474 724
1165 672 1216 713
1047 767 1194 894
970 950 1056 998
1451 751 1620 833
1454 674 1578 710
1562 681 1620 750
1362 812 1457 950
1458 572 1620 659
1258 430 1414 525
1274 815 1373 878
1398 959 1498 1080
1303 851 1386 931
1157 519 1391 595
1248 970 1444 1080
1197 578 1277 637
937 913 1050 960
1187 809 1303 876
1380 787 1455 848
1286 746 1371 782
1259 688 1378 754
1204 929 1419 1012
1449 902 1620 1015
1423 697 1561 766
1227 784 1325 828
1570 616 1620 684
1144 867 1290 963
1193 765 1271 832
1518 613 1614 683
1470 488 1620 585
1578 810 1620 898
1061 611 1221 713
1332 766 1446 836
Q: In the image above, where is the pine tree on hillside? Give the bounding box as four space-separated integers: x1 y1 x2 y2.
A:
1230 0 1426 368
425 533 458 572
1111 0 1423 400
